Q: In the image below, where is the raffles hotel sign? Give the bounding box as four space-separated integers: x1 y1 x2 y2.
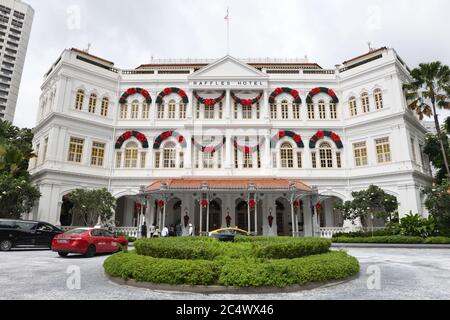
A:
189 80 267 88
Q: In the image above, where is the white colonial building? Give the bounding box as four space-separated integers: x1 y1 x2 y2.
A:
27 47 433 237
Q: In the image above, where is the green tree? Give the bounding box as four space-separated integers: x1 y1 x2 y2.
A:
0 174 41 219
423 131 450 183
335 185 398 227
67 188 116 227
423 179 450 235
404 62 450 178
0 120 40 219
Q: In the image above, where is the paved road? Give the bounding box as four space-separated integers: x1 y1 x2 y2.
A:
0 247 449 300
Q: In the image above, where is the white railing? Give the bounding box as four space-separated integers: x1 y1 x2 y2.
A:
58 226 139 238
115 227 139 238
320 226 386 238
320 227 347 238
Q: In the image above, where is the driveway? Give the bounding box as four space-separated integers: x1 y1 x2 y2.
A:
0 247 449 300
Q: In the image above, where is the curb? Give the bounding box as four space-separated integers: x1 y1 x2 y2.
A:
332 243 450 249
106 274 359 295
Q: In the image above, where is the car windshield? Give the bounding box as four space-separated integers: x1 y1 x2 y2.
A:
15 222 37 231
65 229 88 235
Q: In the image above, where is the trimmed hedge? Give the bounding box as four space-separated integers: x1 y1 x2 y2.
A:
103 252 219 285
134 237 331 260
332 236 450 244
104 251 359 288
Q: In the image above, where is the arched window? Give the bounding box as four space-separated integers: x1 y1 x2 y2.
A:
179 102 186 119
329 101 337 119
120 104 128 119
124 142 138 168
292 103 300 119
280 142 294 168
318 100 326 119
270 104 277 119
142 103 150 119
319 142 333 168
163 142 176 168
349 96 357 116
374 89 383 109
88 94 97 113
157 103 165 119
101 97 109 117
168 100 176 119
361 92 370 113
281 100 289 119
308 103 315 119
131 100 139 119
75 90 84 110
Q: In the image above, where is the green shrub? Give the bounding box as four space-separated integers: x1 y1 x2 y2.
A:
104 251 359 288
134 236 331 260
134 237 222 260
104 252 219 285
423 237 450 244
398 213 437 237
253 238 331 259
219 252 359 288
332 236 450 244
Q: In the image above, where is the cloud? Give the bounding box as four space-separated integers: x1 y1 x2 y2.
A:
13 0 450 128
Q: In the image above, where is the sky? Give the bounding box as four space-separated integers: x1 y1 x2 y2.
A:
13 0 450 128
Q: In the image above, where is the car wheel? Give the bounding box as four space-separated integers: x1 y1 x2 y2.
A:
58 252 69 257
0 240 12 251
84 245 96 258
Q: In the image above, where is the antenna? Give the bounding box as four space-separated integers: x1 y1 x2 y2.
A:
84 43 91 53
367 41 373 52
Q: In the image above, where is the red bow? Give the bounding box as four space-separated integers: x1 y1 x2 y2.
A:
274 88 283 96
249 199 256 209
316 131 325 140
163 88 172 95
291 89 299 98
293 134 302 143
331 132 340 143
201 199 208 208
241 99 253 107
278 131 286 139
158 200 165 208
126 88 136 96
204 98 215 107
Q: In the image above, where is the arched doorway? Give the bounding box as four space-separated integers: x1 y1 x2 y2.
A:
317 196 344 228
165 198 182 230
59 195 74 226
275 197 291 236
202 199 222 231
235 198 255 232
115 195 139 227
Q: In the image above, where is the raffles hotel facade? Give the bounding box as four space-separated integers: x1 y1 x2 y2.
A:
27 47 433 237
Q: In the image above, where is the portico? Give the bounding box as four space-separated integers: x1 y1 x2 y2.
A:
134 178 320 237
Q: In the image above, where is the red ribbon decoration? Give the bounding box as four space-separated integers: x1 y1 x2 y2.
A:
201 199 208 208
249 199 256 209
157 200 165 209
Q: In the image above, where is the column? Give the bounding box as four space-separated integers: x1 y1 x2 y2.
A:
185 132 192 169
290 198 295 237
187 90 194 120
225 89 231 121
265 131 271 169
262 89 270 121
225 132 232 169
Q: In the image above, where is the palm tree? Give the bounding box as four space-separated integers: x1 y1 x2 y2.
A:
404 62 450 178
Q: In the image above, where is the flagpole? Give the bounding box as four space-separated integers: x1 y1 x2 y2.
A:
226 8 230 55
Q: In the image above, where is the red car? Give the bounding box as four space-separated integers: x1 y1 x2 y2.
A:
51 228 128 257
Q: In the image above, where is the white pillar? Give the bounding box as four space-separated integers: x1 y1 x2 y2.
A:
290 200 295 237
254 199 258 235
225 133 232 169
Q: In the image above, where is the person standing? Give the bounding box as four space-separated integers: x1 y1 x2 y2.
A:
188 223 194 236
153 226 160 238
149 224 155 238
141 222 147 239
161 226 169 237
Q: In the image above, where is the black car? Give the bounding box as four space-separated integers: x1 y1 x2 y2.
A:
0 219 63 251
